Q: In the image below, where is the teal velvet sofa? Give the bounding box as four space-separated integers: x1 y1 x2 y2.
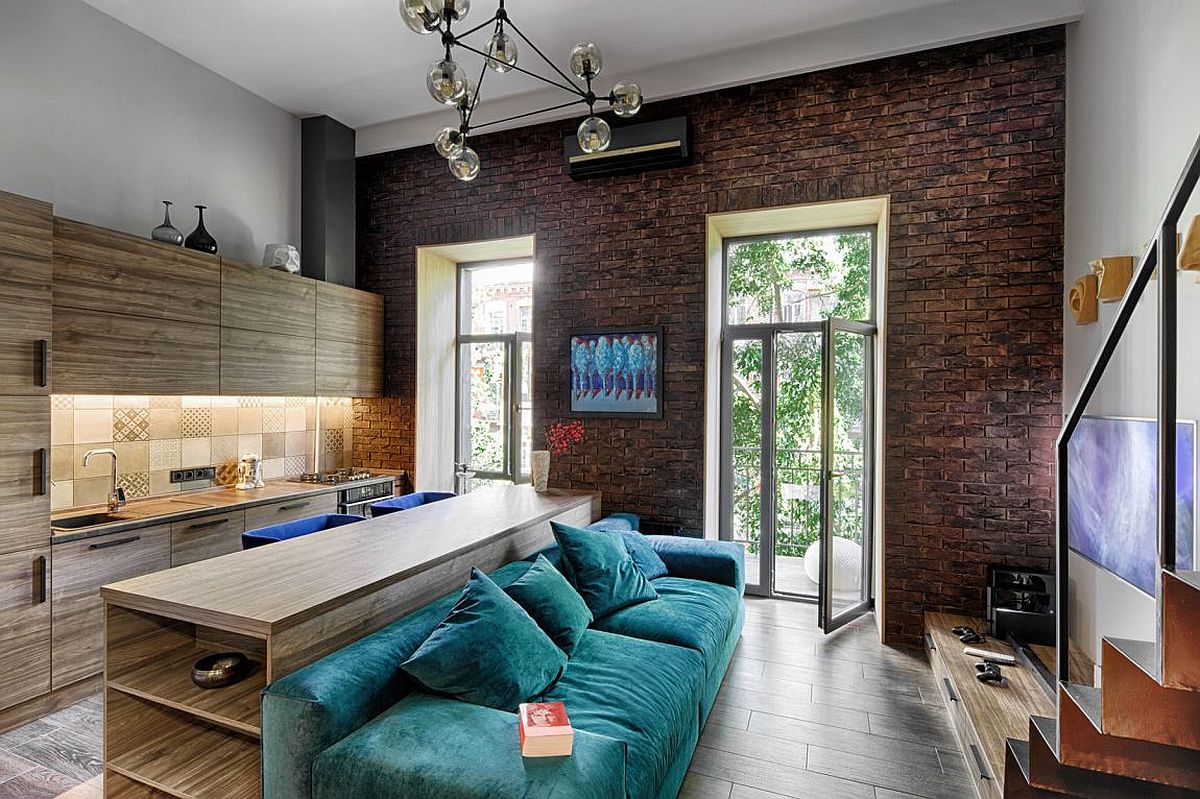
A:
261 534 745 799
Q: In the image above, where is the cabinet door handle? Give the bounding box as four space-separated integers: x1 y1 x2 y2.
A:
89 535 140 551
33 555 47 604
35 448 48 496
943 677 958 703
279 502 311 512
969 743 991 781
37 339 48 388
924 633 936 651
185 518 229 532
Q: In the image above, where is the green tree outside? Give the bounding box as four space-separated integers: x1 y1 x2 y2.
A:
728 232 871 560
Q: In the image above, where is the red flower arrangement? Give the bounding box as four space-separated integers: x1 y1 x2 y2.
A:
546 420 585 455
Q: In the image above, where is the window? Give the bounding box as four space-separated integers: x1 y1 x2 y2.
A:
456 261 534 488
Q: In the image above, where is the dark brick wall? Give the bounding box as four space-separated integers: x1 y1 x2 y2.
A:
354 28 1065 644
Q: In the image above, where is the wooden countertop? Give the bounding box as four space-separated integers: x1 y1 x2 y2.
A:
101 486 598 637
51 475 397 543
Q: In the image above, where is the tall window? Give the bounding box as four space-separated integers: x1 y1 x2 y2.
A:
456 260 534 488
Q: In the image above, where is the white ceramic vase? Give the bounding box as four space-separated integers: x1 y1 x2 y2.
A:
531 450 550 492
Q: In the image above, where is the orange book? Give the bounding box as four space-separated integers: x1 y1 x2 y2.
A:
518 701 574 757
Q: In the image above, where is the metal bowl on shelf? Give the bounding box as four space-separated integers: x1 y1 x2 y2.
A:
190 652 251 690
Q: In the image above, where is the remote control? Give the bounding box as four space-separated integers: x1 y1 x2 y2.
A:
963 646 1016 665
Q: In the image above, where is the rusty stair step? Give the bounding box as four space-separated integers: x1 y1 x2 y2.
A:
1004 737 1076 798
1025 715 1197 797
1102 637 1200 750
1163 570 1200 691
1058 682 1200 789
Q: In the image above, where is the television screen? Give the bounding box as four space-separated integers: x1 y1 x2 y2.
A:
1067 416 1196 594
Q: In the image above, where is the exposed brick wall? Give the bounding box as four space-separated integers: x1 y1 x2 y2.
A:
355 28 1065 644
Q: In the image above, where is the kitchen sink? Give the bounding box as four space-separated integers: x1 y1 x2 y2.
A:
51 499 210 531
51 512 136 530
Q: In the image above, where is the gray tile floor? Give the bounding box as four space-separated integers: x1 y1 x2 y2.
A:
0 599 967 799
0 695 102 799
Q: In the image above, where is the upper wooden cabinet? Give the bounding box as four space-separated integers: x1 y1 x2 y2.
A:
221 260 317 338
0 192 52 396
53 219 220 324
316 281 384 396
221 328 315 397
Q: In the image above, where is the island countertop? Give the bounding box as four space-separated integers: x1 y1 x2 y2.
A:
100 485 599 637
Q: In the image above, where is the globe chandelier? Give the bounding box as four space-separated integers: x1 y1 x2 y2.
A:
399 0 643 181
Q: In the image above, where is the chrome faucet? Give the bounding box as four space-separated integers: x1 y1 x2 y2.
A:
83 448 126 513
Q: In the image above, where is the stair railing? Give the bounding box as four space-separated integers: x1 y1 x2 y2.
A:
1055 131 1200 683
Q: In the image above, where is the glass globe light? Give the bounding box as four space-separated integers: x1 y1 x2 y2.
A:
426 58 467 107
577 116 611 153
610 81 643 118
449 147 481 181
434 127 465 159
456 77 477 112
399 0 438 34
568 42 603 80
486 30 518 73
424 0 469 22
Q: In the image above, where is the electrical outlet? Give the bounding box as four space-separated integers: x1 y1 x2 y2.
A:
170 466 216 484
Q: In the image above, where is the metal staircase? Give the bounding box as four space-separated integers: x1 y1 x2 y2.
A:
1000 133 1200 796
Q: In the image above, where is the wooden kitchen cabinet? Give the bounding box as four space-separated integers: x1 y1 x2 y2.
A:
221 328 316 396
221 259 317 338
0 548 51 711
53 218 220 325
52 524 170 688
0 396 51 558
315 280 384 397
53 308 220 395
0 192 52 396
170 510 246 567
243 493 337 532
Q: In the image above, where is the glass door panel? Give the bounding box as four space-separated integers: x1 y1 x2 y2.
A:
458 341 509 482
773 331 823 598
725 336 768 594
514 336 533 481
819 319 873 631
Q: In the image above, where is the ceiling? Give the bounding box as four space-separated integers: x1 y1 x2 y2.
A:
80 0 1084 154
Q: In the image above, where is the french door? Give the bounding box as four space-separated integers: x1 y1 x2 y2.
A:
455 333 532 486
720 318 875 632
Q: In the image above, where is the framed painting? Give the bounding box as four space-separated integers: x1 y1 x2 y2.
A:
568 326 663 418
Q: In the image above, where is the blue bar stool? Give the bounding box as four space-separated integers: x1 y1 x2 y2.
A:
370 491 456 517
242 513 366 549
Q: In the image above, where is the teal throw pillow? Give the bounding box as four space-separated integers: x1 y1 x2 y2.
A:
504 555 594 655
400 567 567 711
552 521 658 619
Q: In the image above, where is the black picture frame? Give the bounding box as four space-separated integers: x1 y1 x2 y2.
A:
567 325 664 419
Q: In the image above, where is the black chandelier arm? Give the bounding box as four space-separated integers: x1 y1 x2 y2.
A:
502 16 586 98
452 12 503 42
452 39 585 97
464 39 493 127
467 96 590 131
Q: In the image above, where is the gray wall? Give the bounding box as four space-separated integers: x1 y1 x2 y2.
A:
1064 0 1200 664
0 0 299 264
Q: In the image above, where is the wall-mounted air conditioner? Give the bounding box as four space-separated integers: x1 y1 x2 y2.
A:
563 116 692 180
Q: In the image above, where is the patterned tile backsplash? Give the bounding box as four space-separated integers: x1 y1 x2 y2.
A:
50 396 354 511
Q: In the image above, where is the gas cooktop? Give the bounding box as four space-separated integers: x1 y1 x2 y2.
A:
288 469 381 485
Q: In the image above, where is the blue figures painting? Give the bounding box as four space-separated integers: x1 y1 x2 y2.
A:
1066 416 1196 595
570 328 662 417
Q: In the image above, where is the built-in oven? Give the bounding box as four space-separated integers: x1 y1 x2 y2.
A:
339 478 395 516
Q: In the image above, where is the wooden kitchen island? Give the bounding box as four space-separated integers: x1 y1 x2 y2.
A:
99 486 599 799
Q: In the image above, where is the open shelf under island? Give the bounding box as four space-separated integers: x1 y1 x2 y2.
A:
100 485 599 799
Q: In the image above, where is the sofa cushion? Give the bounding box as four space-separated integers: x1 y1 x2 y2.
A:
553 521 657 619
614 531 669 580
312 692 626 799
591 576 742 679
503 554 593 655
542 629 705 799
400 568 566 711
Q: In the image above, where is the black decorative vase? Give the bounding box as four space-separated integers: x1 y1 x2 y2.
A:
184 205 218 254
150 200 184 246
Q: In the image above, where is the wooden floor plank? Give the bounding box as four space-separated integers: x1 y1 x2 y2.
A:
746 710 946 772
806 744 976 799
698 723 809 769
688 745 876 799
678 772 734 799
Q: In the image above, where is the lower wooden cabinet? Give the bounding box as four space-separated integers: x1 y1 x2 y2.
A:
51 525 170 688
0 548 51 711
170 511 246 567
244 494 337 532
